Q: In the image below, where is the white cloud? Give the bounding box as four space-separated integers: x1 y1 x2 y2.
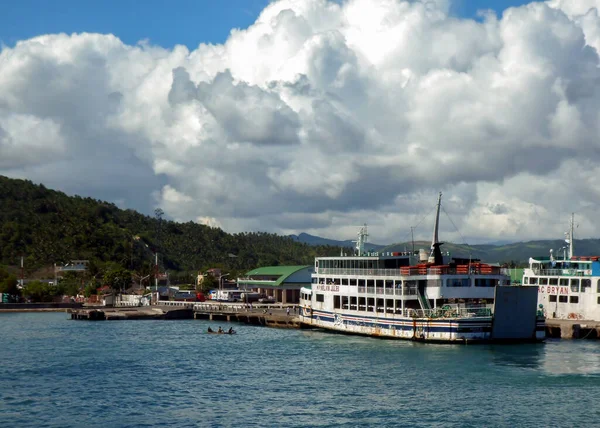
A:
2 0 600 246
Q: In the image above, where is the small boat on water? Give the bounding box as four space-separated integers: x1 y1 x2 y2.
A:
523 213 600 322
299 193 545 343
207 328 236 335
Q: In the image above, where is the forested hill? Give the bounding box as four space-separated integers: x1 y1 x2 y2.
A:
0 176 344 276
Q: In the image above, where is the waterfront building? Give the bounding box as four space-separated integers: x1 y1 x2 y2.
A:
237 266 314 303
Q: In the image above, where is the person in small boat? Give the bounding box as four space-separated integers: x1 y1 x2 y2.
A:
218 326 223 334
228 327 234 334
207 327 213 333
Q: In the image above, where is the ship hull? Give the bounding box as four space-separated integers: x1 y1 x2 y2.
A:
300 309 545 343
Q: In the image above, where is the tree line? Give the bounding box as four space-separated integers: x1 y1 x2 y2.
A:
0 175 345 296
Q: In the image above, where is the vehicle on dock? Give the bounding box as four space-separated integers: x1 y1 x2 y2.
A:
299 193 545 343
523 213 600 322
211 290 244 302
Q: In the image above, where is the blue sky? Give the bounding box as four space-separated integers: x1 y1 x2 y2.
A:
1 0 532 49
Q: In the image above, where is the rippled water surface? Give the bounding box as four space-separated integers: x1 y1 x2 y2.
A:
1 312 600 427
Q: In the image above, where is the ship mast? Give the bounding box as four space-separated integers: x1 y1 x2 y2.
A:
354 224 368 256
428 192 444 265
566 212 575 259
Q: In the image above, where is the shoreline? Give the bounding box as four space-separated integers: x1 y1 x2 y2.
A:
0 308 71 312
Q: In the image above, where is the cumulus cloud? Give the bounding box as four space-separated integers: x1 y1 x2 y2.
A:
1 0 600 245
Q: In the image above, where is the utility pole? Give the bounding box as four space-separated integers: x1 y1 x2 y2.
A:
20 255 24 288
154 208 164 296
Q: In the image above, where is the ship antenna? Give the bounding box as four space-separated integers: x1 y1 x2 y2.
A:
353 224 368 256
565 213 575 259
428 192 444 265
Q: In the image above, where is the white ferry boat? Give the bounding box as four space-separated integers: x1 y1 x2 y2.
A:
523 214 600 321
299 193 545 343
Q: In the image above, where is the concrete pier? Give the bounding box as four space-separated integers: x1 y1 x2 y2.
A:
69 306 194 321
545 319 600 339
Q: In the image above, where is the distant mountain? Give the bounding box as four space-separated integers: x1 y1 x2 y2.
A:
292 232 600 265
381 239 600 264
289 233 387 252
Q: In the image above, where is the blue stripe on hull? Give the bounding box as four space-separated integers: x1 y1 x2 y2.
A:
302 310 493 334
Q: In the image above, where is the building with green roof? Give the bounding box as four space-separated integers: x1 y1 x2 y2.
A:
237 265 313 303
509 268 524 284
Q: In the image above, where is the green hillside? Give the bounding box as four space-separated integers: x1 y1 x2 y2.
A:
0 176 344 279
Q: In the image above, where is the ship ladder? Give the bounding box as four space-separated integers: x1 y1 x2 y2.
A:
417 289 432 311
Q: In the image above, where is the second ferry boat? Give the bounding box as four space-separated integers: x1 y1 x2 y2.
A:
299 193 545 343
523 213 600 322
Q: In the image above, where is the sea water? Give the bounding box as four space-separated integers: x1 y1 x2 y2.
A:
1 312 599 427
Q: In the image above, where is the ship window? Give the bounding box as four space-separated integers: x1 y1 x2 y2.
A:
449 278 470 287
358 279 366 287
358 297 366 311
385 280 393 289
598 280 600 293
367 280 374 287
597 296 600 304
475 279 495 287
349 279 357 286
559 295 568 303
312 278 318 284
342 278 348 286
523 277 529 285
560 278 568 286
569 296 579 304
334 295 341 309
582 279 591 291
529 277 538 285
539 278 548 285
549 278 558 285
549 295 557 302
316 294 324 303
376 279 384 288
570 279 580 292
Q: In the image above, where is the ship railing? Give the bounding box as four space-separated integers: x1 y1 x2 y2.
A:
534 268 588 276
318 267 510 277
408 307 493 319
336 306 492 318
193 302 288 312
355 286 418 296
317 268 404 276
157 301 195 308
